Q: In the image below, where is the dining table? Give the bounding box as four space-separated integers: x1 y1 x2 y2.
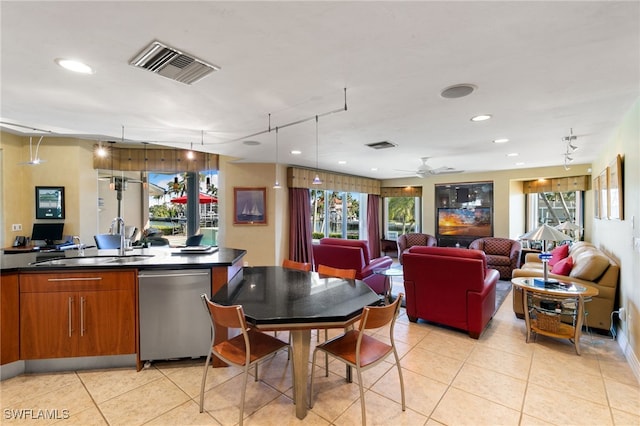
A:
211 265 383 419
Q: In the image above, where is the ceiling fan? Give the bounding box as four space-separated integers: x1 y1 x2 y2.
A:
396 157 463 178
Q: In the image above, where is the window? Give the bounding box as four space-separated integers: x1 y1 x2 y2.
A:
384 196 421 240
311 190 366 240
527 191 584 242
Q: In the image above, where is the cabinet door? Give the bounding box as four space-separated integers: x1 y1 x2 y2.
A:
77 289 135 356
1 273 20 364
20 291 77 359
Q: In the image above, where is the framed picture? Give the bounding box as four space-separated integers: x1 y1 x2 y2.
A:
593 175 600 219
608 154 623 220
35 186 65 219
599 168 609 220
234 187 267 225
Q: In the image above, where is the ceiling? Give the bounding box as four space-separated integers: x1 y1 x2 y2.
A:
1 1 639 179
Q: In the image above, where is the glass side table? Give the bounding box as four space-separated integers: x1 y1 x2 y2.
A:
374 268 403 304
511 277 599 355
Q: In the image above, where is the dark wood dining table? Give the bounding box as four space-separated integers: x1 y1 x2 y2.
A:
212 265 383 419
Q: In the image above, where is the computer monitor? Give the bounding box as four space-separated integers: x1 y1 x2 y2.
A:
31 223 64 246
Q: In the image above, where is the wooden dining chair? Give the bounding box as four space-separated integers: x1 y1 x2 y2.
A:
199 294 289 426
282 259 312 272
310 293 406 425
317 264 357 279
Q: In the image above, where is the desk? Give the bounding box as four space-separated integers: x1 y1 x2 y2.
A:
212 266 382 419
511 277 598 355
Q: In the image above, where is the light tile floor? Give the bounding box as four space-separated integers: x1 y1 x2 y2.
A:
1 288 639 425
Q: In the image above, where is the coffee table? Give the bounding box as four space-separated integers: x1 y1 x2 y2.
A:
374 267 403 303
511 277 598 355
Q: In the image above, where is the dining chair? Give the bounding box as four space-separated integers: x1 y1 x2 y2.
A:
282 258 312 272
310 293 406 425
317 264 357 280
199 294 289 426
315 264 357 375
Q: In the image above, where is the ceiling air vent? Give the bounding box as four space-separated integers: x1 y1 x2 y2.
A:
129 41 220 85
366 141 397 150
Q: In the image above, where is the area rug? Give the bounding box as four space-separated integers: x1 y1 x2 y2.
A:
389 274 512 313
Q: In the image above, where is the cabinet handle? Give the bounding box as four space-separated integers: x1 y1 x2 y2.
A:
48 277 102 282
80 296 86 336
68 296 73 337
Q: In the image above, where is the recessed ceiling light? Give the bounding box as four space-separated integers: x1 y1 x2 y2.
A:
515 162 525 166
471 114 492 122
371 167 378 171
507 153 519 157
493 138 509 144
55 58 94 74
290 150 301 155
338 160 347 165
243 140 260 146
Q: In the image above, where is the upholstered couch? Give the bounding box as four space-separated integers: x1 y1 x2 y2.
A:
312 238 393 295
512 241 620 332
402 246 499 339
397 233 437 264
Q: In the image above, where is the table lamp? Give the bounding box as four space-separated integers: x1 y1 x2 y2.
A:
555 221 580 241
520 224 569 283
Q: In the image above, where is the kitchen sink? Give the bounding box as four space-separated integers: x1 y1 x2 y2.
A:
31 255 154 266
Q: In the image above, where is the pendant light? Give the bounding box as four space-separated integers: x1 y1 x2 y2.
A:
312 115 322 185
273 126 281 189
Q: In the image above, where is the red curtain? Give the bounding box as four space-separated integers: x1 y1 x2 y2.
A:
367 194 381 258
289 188 313 263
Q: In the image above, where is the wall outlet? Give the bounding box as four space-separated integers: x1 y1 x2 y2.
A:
11 224 22 231
619 307 626 322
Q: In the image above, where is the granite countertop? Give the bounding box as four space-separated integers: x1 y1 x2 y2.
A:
0 246 246 272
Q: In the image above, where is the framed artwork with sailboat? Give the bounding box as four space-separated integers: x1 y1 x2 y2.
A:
234 187 267 225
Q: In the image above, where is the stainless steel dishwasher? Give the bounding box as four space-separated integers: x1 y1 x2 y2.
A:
138 269 211 362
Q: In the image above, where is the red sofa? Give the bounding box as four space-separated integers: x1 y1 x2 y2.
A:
402 246 499 339
312 238 393 295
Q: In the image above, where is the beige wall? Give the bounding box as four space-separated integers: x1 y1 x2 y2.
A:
218 158 288 266
381 163 593 240
591 99 640 375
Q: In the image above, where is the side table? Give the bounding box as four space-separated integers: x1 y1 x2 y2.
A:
511 277 598 355
374 267 403 304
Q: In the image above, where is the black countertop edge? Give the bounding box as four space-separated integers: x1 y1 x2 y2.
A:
0 247 247 272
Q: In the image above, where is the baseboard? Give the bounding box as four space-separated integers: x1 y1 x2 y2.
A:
616 326 640 384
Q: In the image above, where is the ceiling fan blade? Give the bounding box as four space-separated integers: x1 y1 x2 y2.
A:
431 168 463 175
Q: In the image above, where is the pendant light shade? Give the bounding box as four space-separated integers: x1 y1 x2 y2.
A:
312 115 322 185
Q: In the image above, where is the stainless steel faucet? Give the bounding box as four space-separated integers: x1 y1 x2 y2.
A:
72 236 84 256
111 217 126 256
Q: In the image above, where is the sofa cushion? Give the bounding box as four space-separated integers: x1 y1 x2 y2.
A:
549 243 569 266
551 255 573 275
485 254 511 266
570 250 610 281
409 246 487 271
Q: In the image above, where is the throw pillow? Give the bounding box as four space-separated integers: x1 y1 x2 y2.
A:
551 256 573 276
549 243 570 266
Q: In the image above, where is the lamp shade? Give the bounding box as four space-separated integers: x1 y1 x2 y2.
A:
555 221 580 231
520 224 568 242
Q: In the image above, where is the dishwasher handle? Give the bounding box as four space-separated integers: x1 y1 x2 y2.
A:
138 271 211 279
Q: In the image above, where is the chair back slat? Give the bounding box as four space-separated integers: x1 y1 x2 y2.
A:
201 295 246 329
317 264 357 279
360 293 403 330
282 259 312 272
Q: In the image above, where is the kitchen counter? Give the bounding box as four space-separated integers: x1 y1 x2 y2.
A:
1 246 246 272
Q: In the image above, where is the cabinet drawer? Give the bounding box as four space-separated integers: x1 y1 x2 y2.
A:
20 270 136 293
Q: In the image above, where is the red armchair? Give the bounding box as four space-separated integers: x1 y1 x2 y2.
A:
396 233 437 264
468 237 521 280
312 238 393 295
402 246 499 339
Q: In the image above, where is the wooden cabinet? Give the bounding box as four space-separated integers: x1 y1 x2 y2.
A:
20 270 136 360
1 273 20 364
